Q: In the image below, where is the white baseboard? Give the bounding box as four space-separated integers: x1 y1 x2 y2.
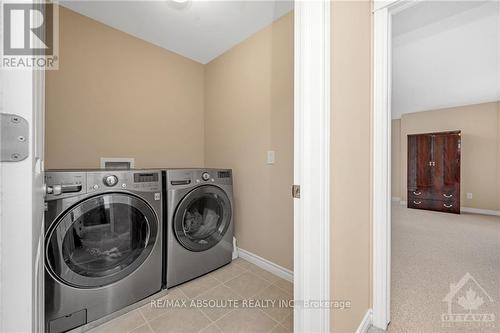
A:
461 207 500 216
237 248 293 283
391 197 401 202
356 309 373 333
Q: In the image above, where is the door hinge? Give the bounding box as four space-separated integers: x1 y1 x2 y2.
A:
0 113 29 162
292 185 301 199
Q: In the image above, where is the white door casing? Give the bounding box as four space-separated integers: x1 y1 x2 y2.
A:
0 69 45 333
372 0 422 330
294 0 330 332
372 5 392 329
0 3 46 331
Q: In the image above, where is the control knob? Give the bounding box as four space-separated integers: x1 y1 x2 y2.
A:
201 172 210 181
103 175 118 187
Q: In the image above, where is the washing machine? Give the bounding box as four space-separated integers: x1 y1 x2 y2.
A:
44 169 163 333
164 169 234 288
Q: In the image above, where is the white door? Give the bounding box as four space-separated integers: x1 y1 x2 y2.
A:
0 68 45 331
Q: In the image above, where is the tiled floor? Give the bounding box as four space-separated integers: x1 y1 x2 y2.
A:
88 258 293 333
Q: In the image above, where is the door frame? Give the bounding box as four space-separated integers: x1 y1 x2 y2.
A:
294 0 331 331
0 57 46 332
372 0 422 329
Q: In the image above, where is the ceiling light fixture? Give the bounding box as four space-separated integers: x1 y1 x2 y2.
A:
169 0 190 10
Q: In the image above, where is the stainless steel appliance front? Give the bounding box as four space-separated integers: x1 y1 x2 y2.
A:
44 170 163 333
164 169 234 288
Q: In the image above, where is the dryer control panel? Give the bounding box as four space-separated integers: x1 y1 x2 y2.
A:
166 169 233 190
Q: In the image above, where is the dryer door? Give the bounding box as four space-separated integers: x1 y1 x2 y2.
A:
46 193 158 288
174 185 232 252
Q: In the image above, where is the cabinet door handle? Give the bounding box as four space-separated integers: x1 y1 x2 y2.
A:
413 191 421 195
443 194 453 198
444 204 453 208
413 201 421 205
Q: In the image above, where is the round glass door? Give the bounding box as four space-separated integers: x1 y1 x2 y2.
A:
174 185 232 252
45 193 158 288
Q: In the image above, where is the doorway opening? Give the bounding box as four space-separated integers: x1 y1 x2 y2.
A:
373 1 500 331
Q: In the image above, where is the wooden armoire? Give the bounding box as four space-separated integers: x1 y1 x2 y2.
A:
407 131 461 214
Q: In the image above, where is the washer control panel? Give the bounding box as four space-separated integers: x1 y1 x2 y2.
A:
45 170 162 201
87 170 161 193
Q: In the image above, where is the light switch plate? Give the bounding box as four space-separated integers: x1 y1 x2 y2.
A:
267 150 276 164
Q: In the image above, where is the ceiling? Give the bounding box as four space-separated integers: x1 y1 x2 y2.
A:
61 0 294 64
391 1 500 119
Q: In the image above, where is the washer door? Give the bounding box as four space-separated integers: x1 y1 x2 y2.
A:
46 193 158 288
174 185 232 252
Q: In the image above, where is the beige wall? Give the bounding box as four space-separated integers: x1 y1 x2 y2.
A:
204 13 294 270
331 1 372 331
393 101 500 211
46 7 205 169
47 7 294 270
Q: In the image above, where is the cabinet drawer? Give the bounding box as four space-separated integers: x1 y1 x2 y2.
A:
438 191 457 200
408 198 459 214
438 200 459 214
408 198 432 210
407 189 433 200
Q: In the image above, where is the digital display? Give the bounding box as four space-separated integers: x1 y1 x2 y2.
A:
134 173 158 183
218 171 231 178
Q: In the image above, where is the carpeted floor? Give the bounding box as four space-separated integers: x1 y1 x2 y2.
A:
386 204 500 333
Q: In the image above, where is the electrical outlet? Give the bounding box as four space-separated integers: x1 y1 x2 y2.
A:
467 193 473 199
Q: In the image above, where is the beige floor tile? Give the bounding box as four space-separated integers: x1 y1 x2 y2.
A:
148 308 211 333
253 285 293 323
224 272 272 298
130 324 154 333
139 288 189 322
215 308 278 333
199 323 223 333
247 266 281 284
87 310 145 333
178 274 221 299
281 312 293 330
209 263 246 283
272 279 293 296
231 258 255 270
195 284 242 321
269 324 291 333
